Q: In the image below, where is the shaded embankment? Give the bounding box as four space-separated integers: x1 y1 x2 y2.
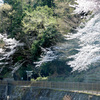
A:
0 81 100 100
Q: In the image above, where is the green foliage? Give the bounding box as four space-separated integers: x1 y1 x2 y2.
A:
2 0 24 38
31 40 41 60
1 67 11 78
33 0 55 8
0 3 12 32
39 25 59 47
22 6 56 35
16 56 23 61
40 60 72 77
16 67 27 80
22 6 59 60
1 0 82 80
54 0 81 34
31 26 59 60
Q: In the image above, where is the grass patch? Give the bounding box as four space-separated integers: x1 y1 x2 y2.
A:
31 77 48 81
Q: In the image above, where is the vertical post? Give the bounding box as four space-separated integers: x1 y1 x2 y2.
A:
97 83 98 95
27 75 28 81
83 83 84 92
50 82 51 89
92 83 93 94
86 83 88 93
59 82 61 89
73 82 75 90
78 82 80 92
64 82 66 90
77 82 79 92
6 81 10 100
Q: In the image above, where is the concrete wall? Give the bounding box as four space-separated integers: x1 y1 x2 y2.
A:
0 84 100 100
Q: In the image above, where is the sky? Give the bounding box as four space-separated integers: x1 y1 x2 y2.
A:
0 0 4 6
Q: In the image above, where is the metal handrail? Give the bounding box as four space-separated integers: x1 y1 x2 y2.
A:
0 80 100 94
